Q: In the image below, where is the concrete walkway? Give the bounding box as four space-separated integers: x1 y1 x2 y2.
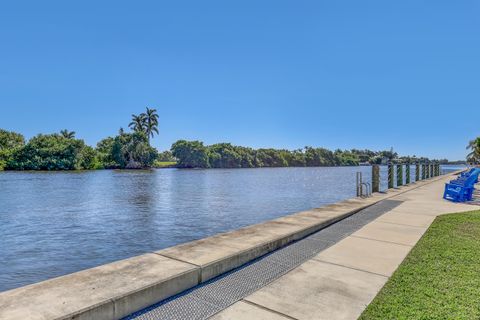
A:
210 174 474 320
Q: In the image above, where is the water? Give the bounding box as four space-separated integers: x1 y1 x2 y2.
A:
0 165 460 292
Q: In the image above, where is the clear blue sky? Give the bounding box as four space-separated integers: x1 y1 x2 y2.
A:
1 1 478 160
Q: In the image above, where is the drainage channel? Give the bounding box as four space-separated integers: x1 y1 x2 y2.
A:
124 199 403 320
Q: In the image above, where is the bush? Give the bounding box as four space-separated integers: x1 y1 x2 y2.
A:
157 150 176 162
0 129 25 170
7 134 90 170
111 131 157 169
171 140 209 168
77 145 100 170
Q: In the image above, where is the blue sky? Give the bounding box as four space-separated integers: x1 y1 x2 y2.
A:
0 1 478 160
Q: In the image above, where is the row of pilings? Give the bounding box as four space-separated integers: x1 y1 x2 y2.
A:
371 162 441 193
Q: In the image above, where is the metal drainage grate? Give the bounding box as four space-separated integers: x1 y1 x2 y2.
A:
125 199 403 320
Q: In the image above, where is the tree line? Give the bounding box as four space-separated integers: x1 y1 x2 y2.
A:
0 108 160 170
170 141 433 169
0 109 444 171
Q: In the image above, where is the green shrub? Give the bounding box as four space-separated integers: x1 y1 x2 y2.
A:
171 140 209 168
0 129 25 170
7 133 91 170
111 131 157 169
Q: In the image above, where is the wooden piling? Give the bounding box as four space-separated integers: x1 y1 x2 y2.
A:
372 165 380 193
388 163 394 189
405 163 410 184
396 163 403 187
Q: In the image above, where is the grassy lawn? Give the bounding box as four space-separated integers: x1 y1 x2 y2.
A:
360 210 480 320
153 161 177 168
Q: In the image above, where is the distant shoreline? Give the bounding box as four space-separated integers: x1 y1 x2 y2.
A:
1 128 466 172
0 162 466 173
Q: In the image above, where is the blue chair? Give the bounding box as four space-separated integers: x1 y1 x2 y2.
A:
443 184 468 202
444 169 480 202
460 168 475 177
460 168 479 182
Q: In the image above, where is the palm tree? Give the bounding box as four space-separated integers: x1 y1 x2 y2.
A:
129 114 147 133
60 129 75 139
467 137 480 163
144 107 159 143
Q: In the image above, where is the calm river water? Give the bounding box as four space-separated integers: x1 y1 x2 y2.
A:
0 165 461 292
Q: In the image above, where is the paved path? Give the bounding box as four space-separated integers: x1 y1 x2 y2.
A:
210 174 473 320
128 199 403 320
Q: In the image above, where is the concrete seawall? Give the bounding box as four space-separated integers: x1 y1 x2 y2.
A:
0 173 455 320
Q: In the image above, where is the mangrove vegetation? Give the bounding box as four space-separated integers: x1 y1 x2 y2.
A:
0 108 458 171
0 108 159 170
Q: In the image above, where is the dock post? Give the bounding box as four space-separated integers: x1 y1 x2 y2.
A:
372 164 380 193
356 172 360 196
422 163 426 180
405 162 411 184
356 172 363 196
431 163 435 177
415 163 420 181
388 162 394 189
396 163 403 187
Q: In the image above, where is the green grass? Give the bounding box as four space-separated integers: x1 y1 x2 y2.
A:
152 161 177 168
360 210 480 320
